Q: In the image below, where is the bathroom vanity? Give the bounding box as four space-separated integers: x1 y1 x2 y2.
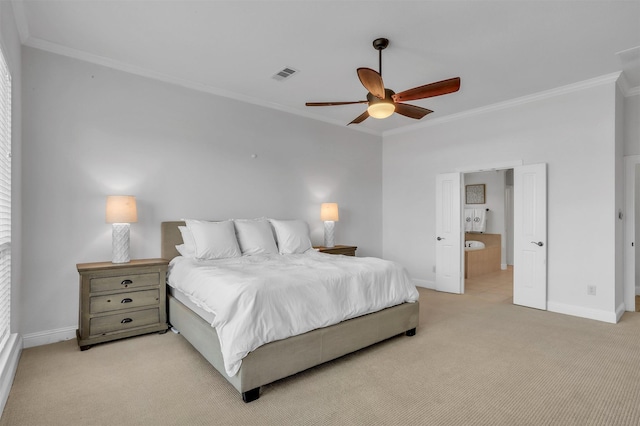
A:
464 233 502 279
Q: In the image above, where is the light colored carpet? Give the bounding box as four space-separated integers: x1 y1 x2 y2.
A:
2 287 639 426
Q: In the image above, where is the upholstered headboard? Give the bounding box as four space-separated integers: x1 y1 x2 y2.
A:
161 221 186 260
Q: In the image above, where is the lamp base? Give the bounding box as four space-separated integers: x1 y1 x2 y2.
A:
112 223 131 263
323 221 336 248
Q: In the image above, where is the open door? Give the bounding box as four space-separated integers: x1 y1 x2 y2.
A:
513 163 547 309
435 172 463 294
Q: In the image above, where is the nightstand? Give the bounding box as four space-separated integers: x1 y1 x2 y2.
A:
314 245 358 256
76 258 169 350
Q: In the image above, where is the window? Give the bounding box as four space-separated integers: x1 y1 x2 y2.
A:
0 44 11 350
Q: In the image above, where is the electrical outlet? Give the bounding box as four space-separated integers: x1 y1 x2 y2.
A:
432 266 436 273
587 285 597 296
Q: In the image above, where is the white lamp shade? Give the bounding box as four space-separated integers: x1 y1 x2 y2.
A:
106 196 138 223
320 203 339 222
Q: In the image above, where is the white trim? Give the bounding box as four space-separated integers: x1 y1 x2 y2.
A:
0 333 21 415
616 303 626 323
385 72 623 137
617 73 630 95
547 301 618 324
627 86 640 97
412 278 434 289
624 155 640 312
616 73 640 97
10 0 29 44
22 326 76 349
455 160 523 173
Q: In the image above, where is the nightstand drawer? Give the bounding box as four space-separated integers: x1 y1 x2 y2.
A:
90 272 160 293
90 289 160 314
90 308 160 336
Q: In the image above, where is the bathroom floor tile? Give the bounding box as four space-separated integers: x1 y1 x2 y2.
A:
465 266 513 303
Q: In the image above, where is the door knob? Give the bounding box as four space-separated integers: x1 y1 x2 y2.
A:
531 241 544 247
437 237 444 241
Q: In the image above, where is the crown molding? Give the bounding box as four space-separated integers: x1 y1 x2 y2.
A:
615 72 640 97
10 0 29 44
23 37 382 137
384 72 625 137
20 33 636 138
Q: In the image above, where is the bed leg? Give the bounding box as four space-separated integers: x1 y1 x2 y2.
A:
405 328 416 336
242 388 260 403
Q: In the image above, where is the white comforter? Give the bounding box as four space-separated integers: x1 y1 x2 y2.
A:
168 251 419 377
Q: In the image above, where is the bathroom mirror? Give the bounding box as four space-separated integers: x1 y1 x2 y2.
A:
465 184 486 204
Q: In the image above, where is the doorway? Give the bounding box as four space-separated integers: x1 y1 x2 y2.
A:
463 169 514 301
435 162 547 310
624 155 640 312
636 163 640 312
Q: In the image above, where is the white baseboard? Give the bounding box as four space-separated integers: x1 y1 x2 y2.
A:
22 326 76 349
413 278 435 289
548 301 618 324
0 334 22 415
616 302 626 322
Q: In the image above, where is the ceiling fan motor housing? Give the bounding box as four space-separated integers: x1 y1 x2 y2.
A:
372 38 389 50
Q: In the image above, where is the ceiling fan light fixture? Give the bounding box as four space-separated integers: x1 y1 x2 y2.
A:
367 102 395 119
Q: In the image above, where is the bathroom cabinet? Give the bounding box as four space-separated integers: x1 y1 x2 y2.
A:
464 233 501 279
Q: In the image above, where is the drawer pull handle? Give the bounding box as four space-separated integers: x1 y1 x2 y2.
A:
121 298 133 304
120 318 133 324
121 279 133 286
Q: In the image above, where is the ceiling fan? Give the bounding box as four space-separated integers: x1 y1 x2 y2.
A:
306 38 461 125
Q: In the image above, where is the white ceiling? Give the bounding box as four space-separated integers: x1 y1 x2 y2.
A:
12 0 640 135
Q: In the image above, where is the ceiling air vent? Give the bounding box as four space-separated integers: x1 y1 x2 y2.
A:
272 66 299 82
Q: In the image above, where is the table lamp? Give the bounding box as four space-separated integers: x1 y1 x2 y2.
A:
320 203 339 248
106 195 138 263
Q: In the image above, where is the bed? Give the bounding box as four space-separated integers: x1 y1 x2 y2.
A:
161 220 419 402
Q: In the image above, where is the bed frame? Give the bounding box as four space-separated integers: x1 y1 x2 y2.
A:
161 221 419 402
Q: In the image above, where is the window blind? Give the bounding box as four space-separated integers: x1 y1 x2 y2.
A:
0 45 11 350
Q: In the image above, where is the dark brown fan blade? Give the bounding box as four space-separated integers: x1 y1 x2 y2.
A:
306 100 368 106
357 68 385 99
395 103 434 120
348 110 369 125
392 77 461 103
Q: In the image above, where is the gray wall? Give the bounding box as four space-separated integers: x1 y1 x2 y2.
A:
624 94 639 156
21 47 383 341
383 77 621 322
16 44 640 341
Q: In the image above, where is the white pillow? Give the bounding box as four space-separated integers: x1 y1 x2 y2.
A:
184 220 241 260
269 219 313 254
175 226 196 258
234 218 278 255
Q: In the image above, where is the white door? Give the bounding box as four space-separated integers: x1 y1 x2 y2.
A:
513 163 547 309
436 172 463 294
